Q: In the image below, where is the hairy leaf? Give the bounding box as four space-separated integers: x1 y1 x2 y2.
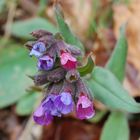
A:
87 67 140 113
106 25 127 82
55 5 85 54
16 93 40 116
101 112 129 140
0 41 36 108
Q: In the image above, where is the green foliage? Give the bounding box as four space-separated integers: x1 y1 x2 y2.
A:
87 67 140 113
0 41 36 108
89 110 107 123
101 112 129 140
101 25 130 139
78 55 95 76
55 5 85 55
0 0 6 13
16 92 41 116
38 0 47 16
106 25 127 82
11 17 58 39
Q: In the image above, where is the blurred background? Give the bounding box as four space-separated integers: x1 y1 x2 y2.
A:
0 0 140 140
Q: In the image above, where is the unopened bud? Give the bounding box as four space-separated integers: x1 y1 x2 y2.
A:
34 73 48 86
47 67 66 83
31 29 53 38
66 69 80 83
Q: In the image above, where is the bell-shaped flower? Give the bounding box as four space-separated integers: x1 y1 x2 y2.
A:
38 55 54 71
33 104 53 125
60 52 77 70
30 42 46 58
54 92 74 115
76 95 95 120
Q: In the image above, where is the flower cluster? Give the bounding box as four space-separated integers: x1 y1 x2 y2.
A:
26 30 95 125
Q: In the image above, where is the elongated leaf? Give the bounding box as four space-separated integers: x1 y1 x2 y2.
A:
78 55 94 76
106 25 127 82
0 41 36 108
11 17 58 39
87 67 140 113
101 112 129 140
16 93 40 116
55 5 85 54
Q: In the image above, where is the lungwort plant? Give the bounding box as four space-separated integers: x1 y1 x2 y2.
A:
22 4 140 140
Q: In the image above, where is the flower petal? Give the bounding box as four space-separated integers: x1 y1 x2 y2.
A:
38 55 54 70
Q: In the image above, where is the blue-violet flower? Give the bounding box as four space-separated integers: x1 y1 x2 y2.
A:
38 55 54 70
54 92 74 115
30 42 46 58
33 104 53 125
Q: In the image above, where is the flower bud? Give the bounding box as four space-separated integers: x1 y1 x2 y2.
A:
31 29 53 38
47 67 66 83
33 72 48 86
65 69 80 83
38 35 54 48
66 44 82 56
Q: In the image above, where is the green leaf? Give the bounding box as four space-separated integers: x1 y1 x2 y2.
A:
0 0 5 13
106 25 127 82
0 41 36 108
11 17 58 39
38 0 48 16
101 112 129 140
78 55 95 76
55 5 85 55
89 110 107 123
16 92 40 116
87 67 140 113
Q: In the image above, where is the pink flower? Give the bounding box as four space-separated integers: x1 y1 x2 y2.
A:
76 95 95 120
60 52 77 70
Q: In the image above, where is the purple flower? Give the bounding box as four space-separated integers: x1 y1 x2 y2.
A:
42 94 61 117
42 92 74 117
33 104 53 125
38 55 54 70
54 92 74 115
76 95 95 120
30 42 46 58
